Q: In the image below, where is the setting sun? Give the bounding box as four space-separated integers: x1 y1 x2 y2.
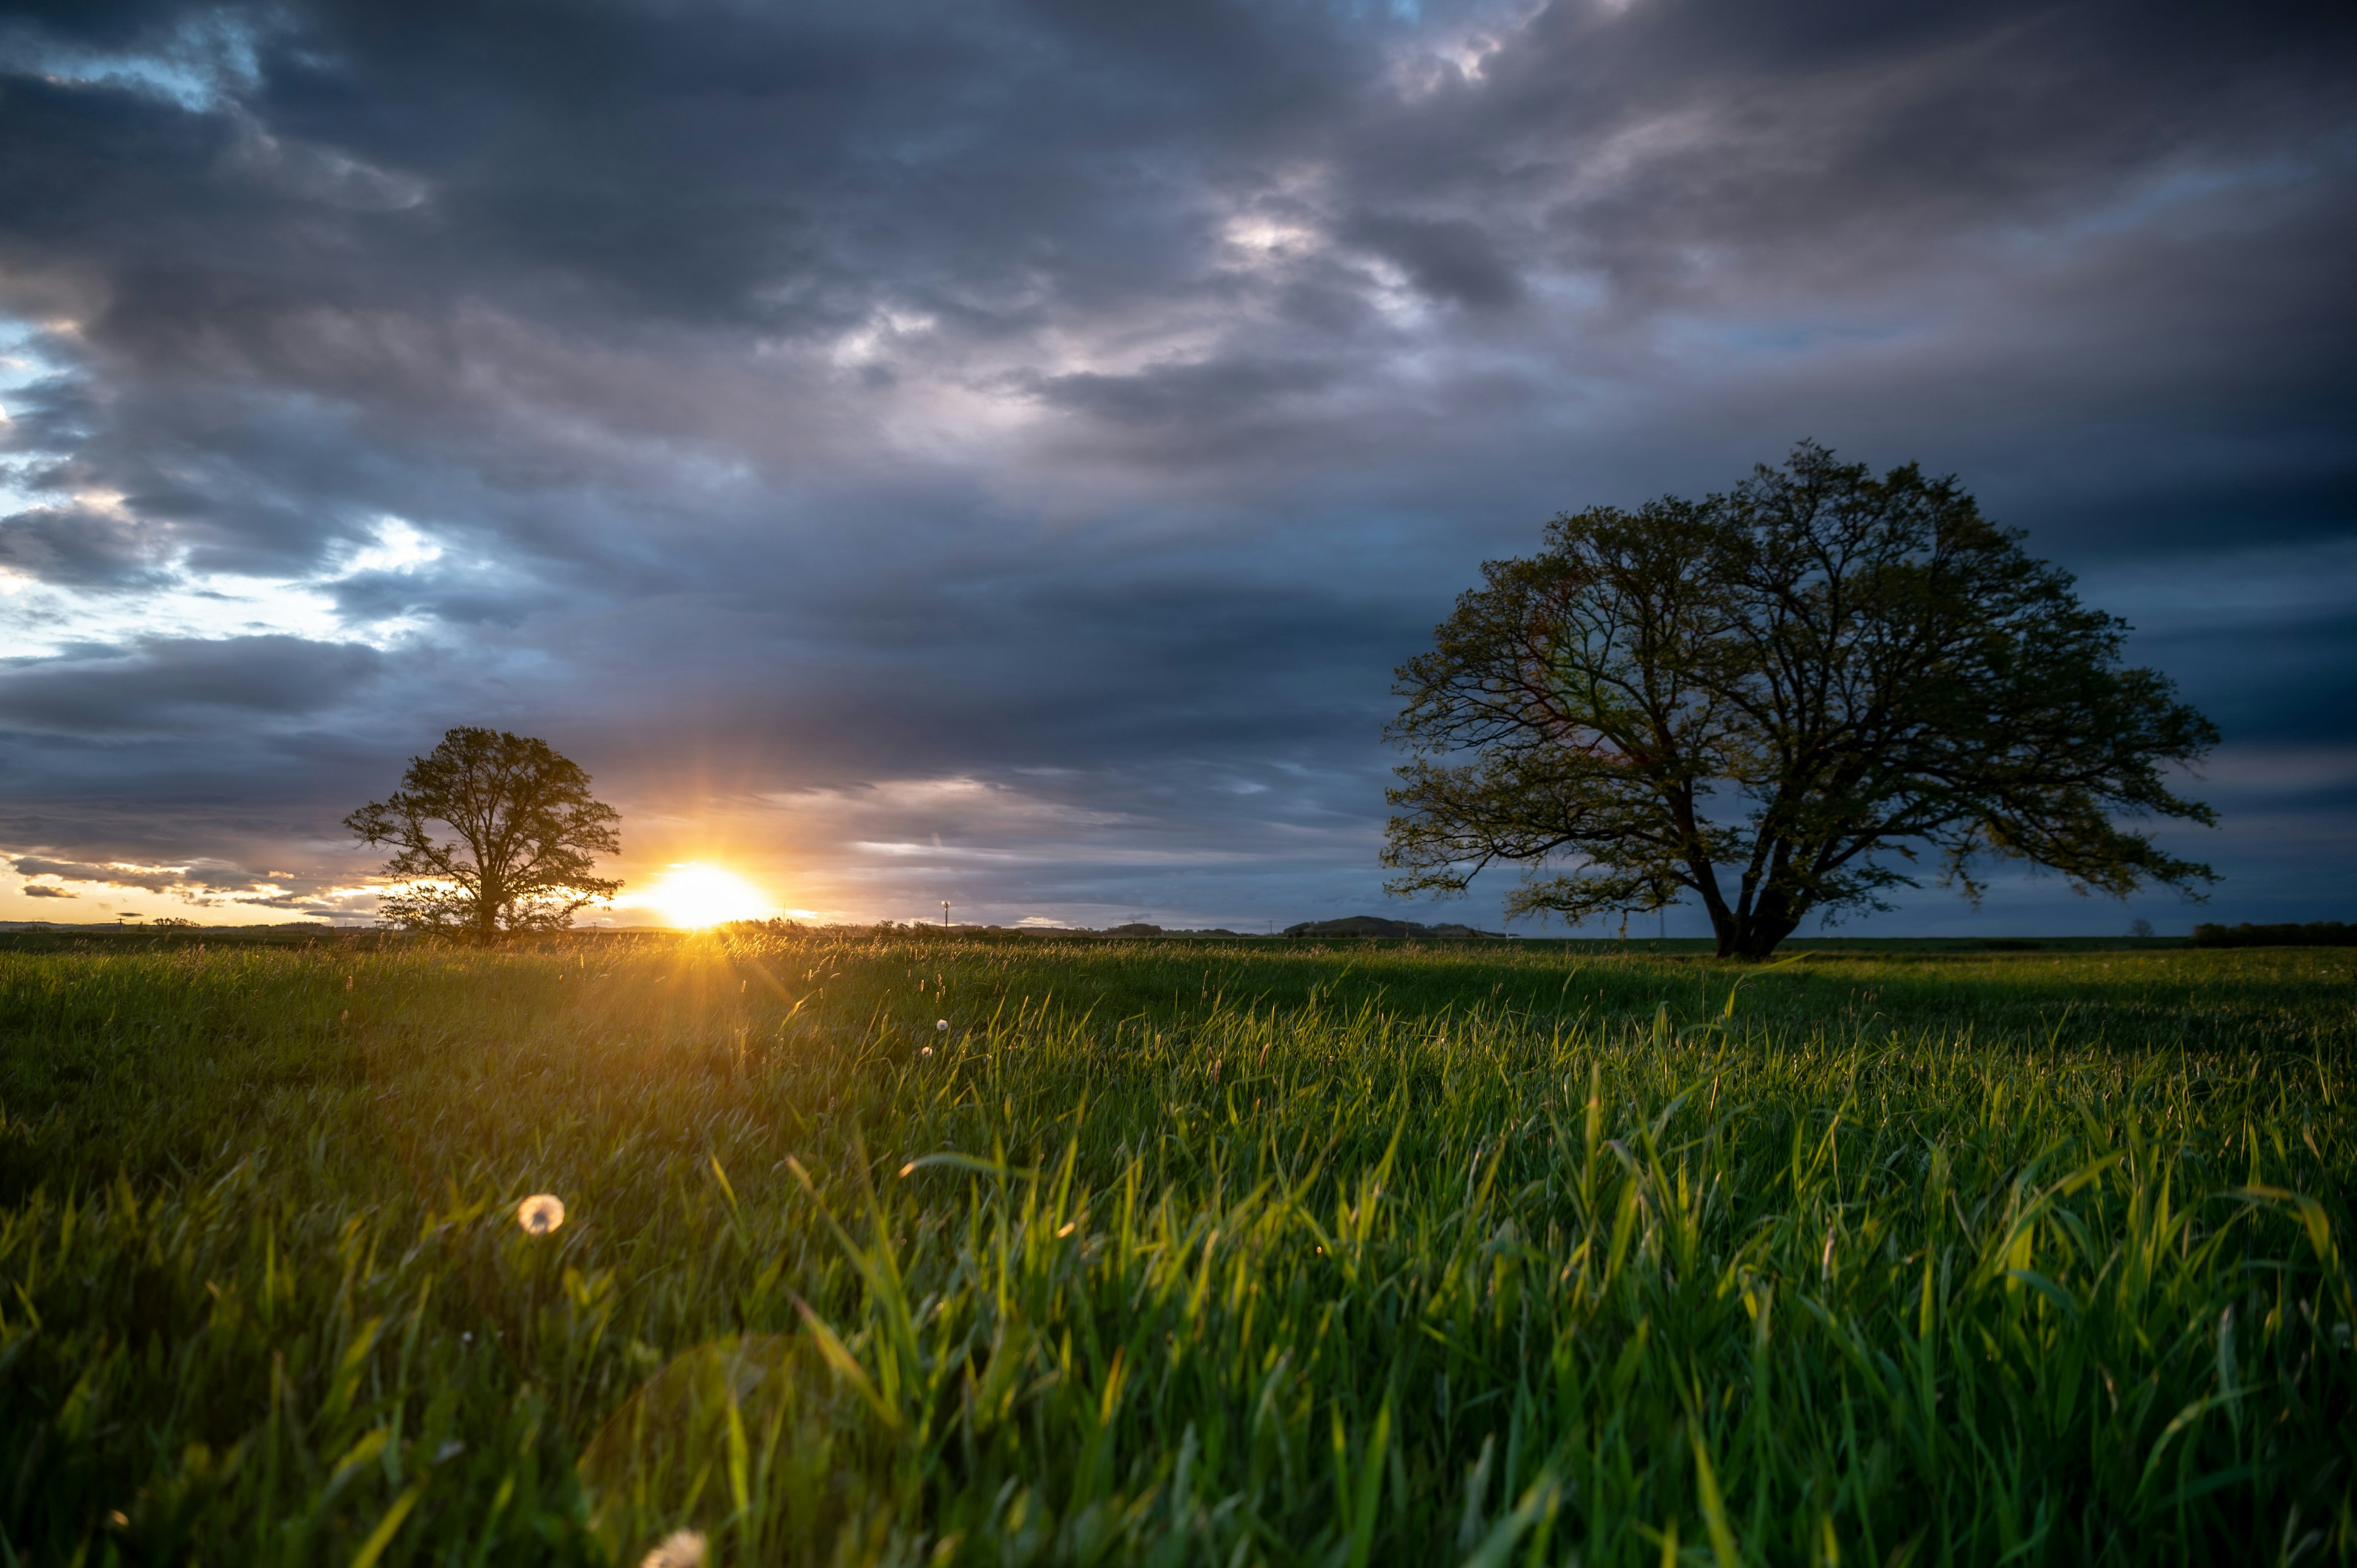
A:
642 863 771 928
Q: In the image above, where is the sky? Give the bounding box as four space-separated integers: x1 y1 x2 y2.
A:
0 0 2351 935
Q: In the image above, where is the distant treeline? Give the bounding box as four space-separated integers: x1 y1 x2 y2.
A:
2191 921 2357 948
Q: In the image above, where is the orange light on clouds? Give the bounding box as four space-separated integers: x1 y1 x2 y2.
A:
641 863 773 928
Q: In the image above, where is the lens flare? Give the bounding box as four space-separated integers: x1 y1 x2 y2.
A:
643 863 771 928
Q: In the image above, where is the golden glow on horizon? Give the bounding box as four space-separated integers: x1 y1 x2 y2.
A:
642 863 772 928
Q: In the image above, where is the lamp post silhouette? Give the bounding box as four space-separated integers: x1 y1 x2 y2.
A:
942 900 950 929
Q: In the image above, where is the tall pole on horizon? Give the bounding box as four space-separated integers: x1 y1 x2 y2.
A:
942 900 950 929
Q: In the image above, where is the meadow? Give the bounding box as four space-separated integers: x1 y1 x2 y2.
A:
0 932 2350 1565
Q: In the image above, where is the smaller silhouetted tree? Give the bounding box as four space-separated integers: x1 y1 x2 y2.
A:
347 728 621 942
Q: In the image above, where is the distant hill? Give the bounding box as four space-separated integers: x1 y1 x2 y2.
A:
1282 916 1506 939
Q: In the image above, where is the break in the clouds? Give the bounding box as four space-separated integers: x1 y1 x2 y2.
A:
0 0 2351 930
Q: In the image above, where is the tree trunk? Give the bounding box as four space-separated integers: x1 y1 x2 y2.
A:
1706 883 1801 959
473 875 501 945
1726 891 1801 959
1732 917 1797 959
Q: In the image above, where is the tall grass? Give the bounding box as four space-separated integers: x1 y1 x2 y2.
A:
1 935 2350 1564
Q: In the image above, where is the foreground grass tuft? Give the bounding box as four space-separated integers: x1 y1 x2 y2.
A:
2 935 2351 1563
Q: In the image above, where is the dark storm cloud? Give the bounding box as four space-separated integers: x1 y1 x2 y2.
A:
1342 215 1522 312
0 0 2350 927
0 503 168 587
0 636 384 735
1033 357 1349 434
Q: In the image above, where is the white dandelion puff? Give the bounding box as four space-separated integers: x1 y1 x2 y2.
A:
517 1194 566 1235
936 1018 948 1032
921 1046 934 1059
640 1529 707 1568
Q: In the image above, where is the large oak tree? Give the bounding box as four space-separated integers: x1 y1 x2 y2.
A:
1384 445 2220 958
347 728 621 941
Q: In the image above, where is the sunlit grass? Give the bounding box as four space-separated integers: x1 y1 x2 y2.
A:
0 935 2350 1562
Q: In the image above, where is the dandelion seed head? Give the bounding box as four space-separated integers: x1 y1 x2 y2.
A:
517 1194 566 1235
921 1046 934 1058
936 1018 948 1031
640 1529 707 1568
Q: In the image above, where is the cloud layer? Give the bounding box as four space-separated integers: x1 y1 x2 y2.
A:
1 0 2351 930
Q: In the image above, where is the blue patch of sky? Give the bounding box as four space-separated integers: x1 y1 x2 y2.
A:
2085 539 2357 638
4 12 264 112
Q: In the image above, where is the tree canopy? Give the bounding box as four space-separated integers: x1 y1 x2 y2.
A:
346 728 621 941
1384 444 2220 958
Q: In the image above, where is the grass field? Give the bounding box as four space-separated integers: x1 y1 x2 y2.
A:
1 933 2351 1565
